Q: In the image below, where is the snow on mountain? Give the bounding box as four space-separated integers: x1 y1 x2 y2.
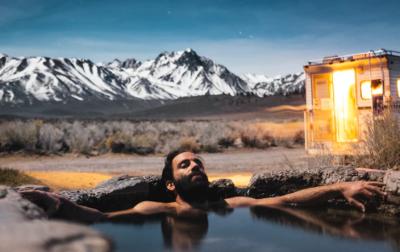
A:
127 48 250 97
250 72 305 96
241 73 273 88
0 49 304 105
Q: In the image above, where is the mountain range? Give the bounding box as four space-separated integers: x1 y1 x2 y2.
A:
0 49 304 105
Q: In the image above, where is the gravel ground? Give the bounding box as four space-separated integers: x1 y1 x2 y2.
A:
0 147 308 175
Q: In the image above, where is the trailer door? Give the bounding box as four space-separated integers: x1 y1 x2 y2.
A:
332 69 358 142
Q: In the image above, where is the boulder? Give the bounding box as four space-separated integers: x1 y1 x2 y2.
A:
248 166 385 198
384 170 400 194
248 169 322 198
0 186 112 252
60 175 166 212
248 167 399 216
208 179 237 200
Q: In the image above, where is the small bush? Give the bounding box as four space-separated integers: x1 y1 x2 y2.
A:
240 128 275 149
0 168 41 186
356 111 400 170
201 144 221 153
179 137 200 153
0 119 303 155
218 136 236 148
293 130 305 145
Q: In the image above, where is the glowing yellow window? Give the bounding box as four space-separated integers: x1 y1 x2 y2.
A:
360 80 383 100
361 81 371 99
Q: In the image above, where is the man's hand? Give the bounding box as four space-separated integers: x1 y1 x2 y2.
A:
20 190 62 216
338 181 386 212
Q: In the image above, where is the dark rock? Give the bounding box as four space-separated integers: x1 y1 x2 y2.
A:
248 167 400 216
384 170 400 194
208 179 237 201
248 169 322 198
60 175 167 212
248 166 385 199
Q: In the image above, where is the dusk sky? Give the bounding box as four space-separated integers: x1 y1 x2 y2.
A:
1 0 400 75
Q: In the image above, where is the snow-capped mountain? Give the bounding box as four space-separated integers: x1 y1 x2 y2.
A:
0 49 305 105
242 72 305 96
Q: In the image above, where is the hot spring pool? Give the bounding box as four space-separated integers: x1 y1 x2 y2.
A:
92 207 400 252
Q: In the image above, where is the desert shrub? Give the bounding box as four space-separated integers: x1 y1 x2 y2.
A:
38 124 66 153
0 119 303 155
178 137 200 152
63 121 92 154
356 112 400 170
0 167 41 186
0 121 39 152
218 136 235 148
293 130 305 145
275 136 294 149
240 127 275 149
201 144 221 153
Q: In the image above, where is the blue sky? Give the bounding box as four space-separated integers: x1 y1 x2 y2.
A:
1 0 400 75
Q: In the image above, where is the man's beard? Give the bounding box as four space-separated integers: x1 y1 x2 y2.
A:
174 172 210 203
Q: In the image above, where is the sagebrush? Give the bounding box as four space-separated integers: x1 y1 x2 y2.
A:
0 119 304 155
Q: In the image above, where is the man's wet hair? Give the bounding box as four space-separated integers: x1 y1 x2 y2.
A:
162 148 199 185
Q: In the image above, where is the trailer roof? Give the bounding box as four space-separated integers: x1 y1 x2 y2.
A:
306 49 400 66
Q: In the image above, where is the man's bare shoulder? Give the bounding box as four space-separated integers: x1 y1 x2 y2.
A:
106 201 178 219
134 201 178 214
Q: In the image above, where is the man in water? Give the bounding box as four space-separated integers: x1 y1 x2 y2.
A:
21 150 386 222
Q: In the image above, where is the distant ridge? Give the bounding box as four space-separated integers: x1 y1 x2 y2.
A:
0 49 304 105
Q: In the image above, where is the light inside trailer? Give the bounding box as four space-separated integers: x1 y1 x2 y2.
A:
332 69 358 142
361 81 371 99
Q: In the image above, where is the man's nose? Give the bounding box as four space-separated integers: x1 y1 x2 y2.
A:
190 161 201 171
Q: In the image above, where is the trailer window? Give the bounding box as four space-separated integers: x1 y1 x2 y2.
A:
360 80 383 100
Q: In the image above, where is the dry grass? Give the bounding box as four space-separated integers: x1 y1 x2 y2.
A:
0 167 41 186
0 119 304 155
26 171 112 190
355 111 400 170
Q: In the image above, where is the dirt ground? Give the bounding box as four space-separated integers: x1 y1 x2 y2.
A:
1 147 307 189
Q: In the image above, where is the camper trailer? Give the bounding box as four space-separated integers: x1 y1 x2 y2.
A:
304 49 400 154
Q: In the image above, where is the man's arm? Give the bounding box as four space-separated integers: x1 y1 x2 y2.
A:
105 201 176 219
225 181 386 212
20 190 175 222
20 190 107 222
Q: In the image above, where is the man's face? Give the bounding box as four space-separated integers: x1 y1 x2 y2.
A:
170 152 210 201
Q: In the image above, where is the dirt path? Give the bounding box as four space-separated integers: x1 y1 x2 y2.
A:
0 147 307 175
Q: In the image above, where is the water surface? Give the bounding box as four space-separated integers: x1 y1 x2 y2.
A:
93 207 400 252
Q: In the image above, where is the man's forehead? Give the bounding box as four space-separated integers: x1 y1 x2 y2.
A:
172 152 200 165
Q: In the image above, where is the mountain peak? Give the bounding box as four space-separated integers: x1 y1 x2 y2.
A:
0 50 305 105
107 59 122 68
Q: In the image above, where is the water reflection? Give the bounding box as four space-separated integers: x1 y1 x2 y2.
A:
98 207 400 252
250 206 400 250
161 214 208 251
